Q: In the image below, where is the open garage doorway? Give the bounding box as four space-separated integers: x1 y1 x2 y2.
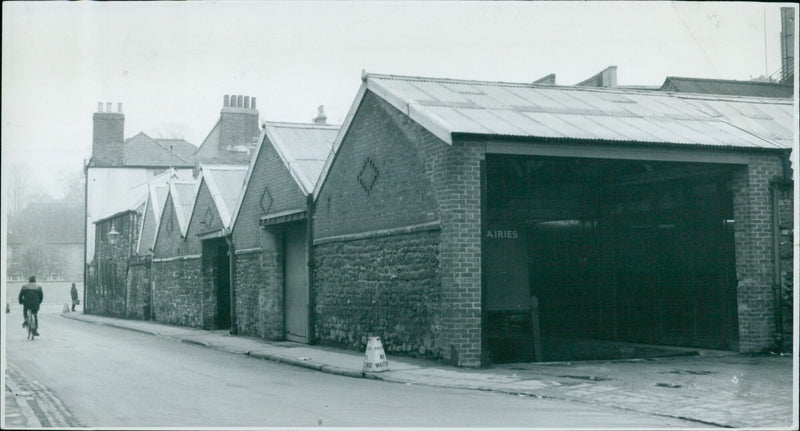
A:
483 154 739 363
202 238 231 330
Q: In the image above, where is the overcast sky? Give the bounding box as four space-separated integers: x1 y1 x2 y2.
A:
1 1 796 199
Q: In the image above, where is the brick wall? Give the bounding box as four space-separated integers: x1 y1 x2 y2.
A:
314 91 487 366
232 135 306 250
185 182 220 254
233 249 284 339
126 257 151 320
434 140 485 366
153 195 189 258
152 257 206 327
313 229 443 358
88 211 139 317
731 154 786 352
230 125 310 340
314 92 439 239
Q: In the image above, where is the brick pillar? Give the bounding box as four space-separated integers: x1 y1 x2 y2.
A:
438 142 485 367
731 155 784 352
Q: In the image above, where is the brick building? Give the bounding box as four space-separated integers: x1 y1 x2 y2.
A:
194 95 261 165
88 169 179 318
311 73 794 367
85 95 260 316
150 179 201 326
85 102 196 270
229 115 338 341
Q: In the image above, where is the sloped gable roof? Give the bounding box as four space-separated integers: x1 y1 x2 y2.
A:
94 168 179 223
123 132 196 167
361 73 793 149
262 122 339 194
198 165 248 229
169 179 200 237
313 72 795 199
136 183 169 254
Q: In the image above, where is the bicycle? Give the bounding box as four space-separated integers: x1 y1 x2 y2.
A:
25 311 38 340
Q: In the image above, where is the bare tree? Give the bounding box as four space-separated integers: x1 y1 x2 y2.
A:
58 168 86 205
150 122 188 140
5 164 48 217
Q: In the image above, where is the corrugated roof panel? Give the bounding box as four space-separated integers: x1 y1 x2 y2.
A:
521 112 602 140
541 88 609 114
506 86 566 111
493 109 565 138
366 74 792 150
408 80 476 106
423 106 492 135
480 85 541 108
457 92 509 109
453 108 531 136
291 160 327 192
616 116 696 144
263 122 339 194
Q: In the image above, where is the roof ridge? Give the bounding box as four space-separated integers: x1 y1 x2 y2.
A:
666 76 794 87
152 137 194 164
367 72 793 102
262 121 341 129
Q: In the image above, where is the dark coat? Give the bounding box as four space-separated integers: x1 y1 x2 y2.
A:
19 283 44 310
71 284 79 300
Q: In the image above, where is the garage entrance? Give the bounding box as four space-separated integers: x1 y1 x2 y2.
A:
203 238 231 329
483 155 739 363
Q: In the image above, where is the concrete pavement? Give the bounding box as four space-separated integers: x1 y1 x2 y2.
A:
59 311 796 429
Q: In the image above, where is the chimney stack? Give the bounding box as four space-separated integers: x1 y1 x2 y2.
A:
92 101 125 166
212 94 260 163
576 66 617 88
313 105 328 124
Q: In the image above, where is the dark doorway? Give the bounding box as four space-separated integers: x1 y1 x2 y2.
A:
484 154 739 363
203 238 230 329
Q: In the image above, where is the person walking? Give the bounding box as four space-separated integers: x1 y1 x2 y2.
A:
19 276 44 336
70 283 79 312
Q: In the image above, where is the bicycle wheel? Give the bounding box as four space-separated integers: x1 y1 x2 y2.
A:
27 316 36 340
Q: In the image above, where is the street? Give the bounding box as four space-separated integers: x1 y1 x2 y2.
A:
3 306 699 428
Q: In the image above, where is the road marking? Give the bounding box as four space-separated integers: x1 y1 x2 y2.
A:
5 370 42 428
6 362 82 427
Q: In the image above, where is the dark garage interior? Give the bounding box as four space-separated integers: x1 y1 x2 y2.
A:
484 154 739 363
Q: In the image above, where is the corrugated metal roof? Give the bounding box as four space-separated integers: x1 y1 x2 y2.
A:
365 73 794 149
95 168 178 223
170 179 199 236
137 183 170 255
263 122 339 194
199 165 248 228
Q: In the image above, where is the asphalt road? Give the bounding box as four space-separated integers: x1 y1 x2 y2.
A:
4 305 696 428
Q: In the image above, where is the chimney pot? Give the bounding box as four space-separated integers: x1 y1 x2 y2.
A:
244 96 250 109
237 95 243 107
251 97 256 109
313 105 328 124
117 102 123 113
97 102 103 112
106 102 112 112
224 95 230 107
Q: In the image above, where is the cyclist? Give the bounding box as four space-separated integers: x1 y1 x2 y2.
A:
19 276 43 336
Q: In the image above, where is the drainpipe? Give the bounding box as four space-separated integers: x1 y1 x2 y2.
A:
226 232 237 335
770 180 783 347
83 160 89 314
306 194 316 344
